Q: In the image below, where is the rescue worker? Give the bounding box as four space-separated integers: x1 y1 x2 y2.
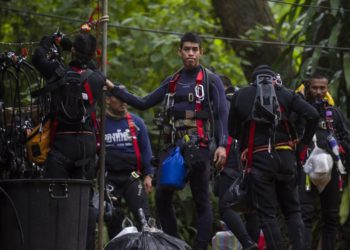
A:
297 72 350 250
32 32 115 250
111 32 228 250
104 93 154 238
228 65 319 250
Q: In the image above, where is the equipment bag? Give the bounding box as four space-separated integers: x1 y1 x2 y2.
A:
160 146 186 189
221 169 255 213
25 117 51 164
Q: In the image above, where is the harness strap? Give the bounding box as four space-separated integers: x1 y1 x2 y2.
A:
125 112 142 174
195 70 205 145
241 140 296 163
71 67 99 131
224 136 234 168
169 73 180 94
246 121 256 171
83 82 99 131
171 110 210 119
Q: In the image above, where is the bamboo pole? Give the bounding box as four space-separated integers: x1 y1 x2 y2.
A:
97 0 108 249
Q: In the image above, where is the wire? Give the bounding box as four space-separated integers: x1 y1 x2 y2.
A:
0 41 39 46
1 5 350 51
110 24 350 51
265 0 350 12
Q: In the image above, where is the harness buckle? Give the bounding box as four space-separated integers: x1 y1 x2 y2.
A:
165 93 174 109
188 93 194 102
195 84 205 102
131 171 140 179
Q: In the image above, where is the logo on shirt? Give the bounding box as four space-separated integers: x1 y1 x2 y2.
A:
105 129 133 147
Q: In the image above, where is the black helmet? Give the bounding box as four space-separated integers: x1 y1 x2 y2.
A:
251 65 276 83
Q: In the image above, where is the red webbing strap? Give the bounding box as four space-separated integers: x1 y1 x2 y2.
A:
84 82 99 131
194 70 205 144
126 112 142 174
226 136 233 157
224 136 234 167
246 121 256 171
72 67 99 132
169 73 180 94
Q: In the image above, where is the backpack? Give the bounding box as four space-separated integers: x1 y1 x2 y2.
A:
251 74 281 126
54 68 93 125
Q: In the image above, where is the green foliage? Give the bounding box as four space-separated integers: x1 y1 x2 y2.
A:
273 0 350 113
2 0 350 246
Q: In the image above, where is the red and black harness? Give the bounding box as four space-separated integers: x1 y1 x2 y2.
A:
166 69 210 146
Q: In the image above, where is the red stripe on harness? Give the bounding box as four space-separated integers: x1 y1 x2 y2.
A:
195 70 205 144
126 112 142 174
246 121 256 171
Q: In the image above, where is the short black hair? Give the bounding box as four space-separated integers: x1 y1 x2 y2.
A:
72 33 97 61
180 32 201 48
309 72 329 82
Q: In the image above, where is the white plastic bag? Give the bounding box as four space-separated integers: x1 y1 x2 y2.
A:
112 217 138 240
303 137 333 192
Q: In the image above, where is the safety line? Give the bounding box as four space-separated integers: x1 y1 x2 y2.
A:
1 5 350 51
265 0 350 12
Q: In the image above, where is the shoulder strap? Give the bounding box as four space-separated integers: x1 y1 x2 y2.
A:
126 112 142 174
83 69 99 131
194 70 206 143
203 67 216 143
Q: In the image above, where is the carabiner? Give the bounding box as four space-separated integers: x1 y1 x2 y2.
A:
195 84 205 102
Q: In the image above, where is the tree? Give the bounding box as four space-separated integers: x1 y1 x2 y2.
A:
212 0 283 80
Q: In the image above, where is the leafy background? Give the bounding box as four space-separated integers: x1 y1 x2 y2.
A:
1 0 350 248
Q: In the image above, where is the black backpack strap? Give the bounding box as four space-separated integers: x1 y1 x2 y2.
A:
203 67 216 142
83 69 97 116
81 68 94 84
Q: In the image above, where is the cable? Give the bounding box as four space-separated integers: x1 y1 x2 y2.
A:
265 0 350 12
110 24 350 51
0 41 39 46
0 185 25 250
1 5 350 51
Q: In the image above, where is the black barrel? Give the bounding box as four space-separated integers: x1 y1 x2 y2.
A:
0 179 92 250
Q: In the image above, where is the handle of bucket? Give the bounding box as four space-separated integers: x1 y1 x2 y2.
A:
49 184 68 199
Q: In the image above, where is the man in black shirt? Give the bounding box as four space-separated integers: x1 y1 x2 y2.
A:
32 32 115 250
298 72 350 250
228 65 319 250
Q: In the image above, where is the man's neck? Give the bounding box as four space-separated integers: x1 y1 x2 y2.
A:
106 110 126 120
182 65 201 74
